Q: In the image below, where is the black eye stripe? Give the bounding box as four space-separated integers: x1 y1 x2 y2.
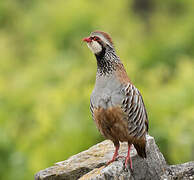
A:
92 36 100 41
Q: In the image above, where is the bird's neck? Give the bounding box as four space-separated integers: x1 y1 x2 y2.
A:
95 48 121 76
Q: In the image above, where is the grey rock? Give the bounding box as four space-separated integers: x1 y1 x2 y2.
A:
161 162 194 180
34 135 193 180
79 135 166 180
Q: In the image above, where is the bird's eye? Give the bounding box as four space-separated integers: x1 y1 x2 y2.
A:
93 36 99 41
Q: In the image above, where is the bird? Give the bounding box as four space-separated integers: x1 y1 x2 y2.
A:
83 31 148 169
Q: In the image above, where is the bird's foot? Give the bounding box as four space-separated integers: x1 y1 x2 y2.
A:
106 155 124 166
124 144 133 171
106 158 117 166
106 143 120 166
124 156 133 170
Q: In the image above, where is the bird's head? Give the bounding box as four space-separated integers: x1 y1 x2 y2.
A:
83 31 114 55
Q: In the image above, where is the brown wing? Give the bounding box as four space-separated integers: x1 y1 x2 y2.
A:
121 83 148 139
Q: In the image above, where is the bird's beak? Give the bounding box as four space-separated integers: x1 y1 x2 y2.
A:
82 37 92 43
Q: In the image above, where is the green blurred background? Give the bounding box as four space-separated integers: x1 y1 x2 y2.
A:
0 0 194 179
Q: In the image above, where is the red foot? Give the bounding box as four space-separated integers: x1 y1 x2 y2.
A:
107 144 119 165
124 145 133 170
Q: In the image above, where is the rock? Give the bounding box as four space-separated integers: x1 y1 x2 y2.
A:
34 135 194 180
161 161 194 180
35 135 167 180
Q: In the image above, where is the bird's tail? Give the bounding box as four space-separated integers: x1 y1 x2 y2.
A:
133 138 147 158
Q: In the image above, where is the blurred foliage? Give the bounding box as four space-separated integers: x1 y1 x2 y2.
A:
0 0 194 179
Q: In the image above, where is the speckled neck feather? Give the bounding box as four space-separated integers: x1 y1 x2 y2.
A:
95 48 121 76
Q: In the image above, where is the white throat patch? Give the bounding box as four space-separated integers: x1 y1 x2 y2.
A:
87 41 102 54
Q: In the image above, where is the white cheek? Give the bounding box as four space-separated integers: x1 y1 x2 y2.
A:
87 41 102 54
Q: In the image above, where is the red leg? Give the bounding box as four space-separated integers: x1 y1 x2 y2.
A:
125 144 133 169
107 143 120 165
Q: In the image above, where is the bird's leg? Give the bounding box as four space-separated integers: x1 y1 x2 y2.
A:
107 142 120 165
124 144 133 169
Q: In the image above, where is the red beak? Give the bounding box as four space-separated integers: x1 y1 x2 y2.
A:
82 37 92 43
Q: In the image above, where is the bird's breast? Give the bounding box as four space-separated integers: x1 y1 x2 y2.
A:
91 77 125 109
91 88 112 109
